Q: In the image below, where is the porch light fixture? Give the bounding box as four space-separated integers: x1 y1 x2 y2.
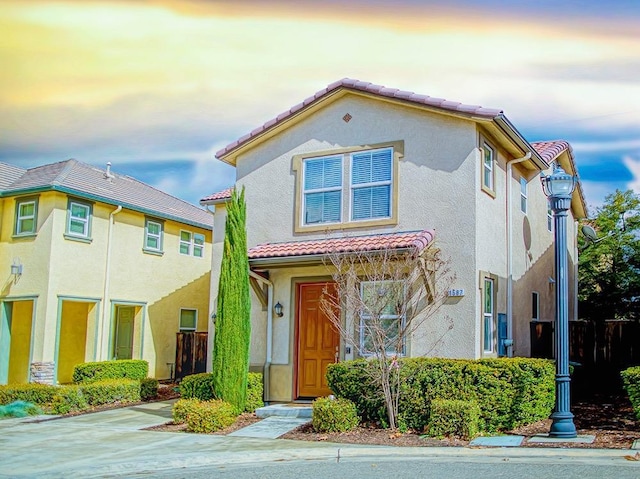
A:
540 165 578 438
274 302 284 317
10 258 23 276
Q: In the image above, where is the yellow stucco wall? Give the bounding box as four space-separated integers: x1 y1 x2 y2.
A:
58 301 90 384
7 300 33 384
0 190 212 383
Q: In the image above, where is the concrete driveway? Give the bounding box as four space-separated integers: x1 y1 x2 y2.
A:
0 401 637 478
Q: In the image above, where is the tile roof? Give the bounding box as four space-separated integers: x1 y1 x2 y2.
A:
248 229 435 261
216 78 503 160
531 140 572 163
0 163 26 191
200 187 234 204
1 159 212 229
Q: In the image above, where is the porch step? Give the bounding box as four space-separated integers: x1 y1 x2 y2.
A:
255 403 312 419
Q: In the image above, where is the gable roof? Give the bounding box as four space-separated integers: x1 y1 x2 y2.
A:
248 229 434 266
0 163 26 191
0 160 213 229
215 78 547 170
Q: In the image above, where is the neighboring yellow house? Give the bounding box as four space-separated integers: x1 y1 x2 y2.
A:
0 159 212 384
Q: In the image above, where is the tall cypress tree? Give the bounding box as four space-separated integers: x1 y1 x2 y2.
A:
212 187 251 412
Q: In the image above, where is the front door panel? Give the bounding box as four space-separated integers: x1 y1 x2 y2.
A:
115 307 134 360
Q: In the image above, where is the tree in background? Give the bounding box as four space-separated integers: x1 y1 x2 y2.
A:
212 188 251 412
321 241 454 430
579 189 640 321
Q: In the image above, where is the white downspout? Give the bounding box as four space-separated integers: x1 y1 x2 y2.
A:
506 152 531 357
249 270 273 404
100 205 122 359
574 220 579 321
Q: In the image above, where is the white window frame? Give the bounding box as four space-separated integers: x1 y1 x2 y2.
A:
66 200 91 239
520 176 528 214
532 291 540 321
180 230 192 255
547 206 553 232
179 308 198 332
144 219 163 253
482 142 495 192
483 278 495 354
193 233 205 257
301 155 343 226
349 147 393 222
179 230 205 257
15 198 38 235
358 280 406 357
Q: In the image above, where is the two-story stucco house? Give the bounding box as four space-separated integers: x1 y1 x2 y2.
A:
0 159 212 384
202 78 587 402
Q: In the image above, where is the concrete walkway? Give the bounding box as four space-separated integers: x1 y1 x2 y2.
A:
0 401 637 478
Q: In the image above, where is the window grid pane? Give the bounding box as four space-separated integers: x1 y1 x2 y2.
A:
351 148 392 221
483 279 494 352
68 203 90 237
520 177 528 214
145 221 162 251
483 144 494 190
359 281 405 355
303 156 343 225
17 201 36 234
180 309 197 331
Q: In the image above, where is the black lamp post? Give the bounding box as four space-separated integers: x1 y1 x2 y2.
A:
541 165 578 438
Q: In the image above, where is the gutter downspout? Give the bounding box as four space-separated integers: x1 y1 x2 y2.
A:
574 220 579 321
100 205 122 359
249 270 274 405
506 152 531 357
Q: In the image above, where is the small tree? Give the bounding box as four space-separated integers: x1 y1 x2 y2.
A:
320 238 454 430
212 188 251 412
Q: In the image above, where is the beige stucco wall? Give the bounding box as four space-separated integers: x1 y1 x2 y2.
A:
0 191 212 383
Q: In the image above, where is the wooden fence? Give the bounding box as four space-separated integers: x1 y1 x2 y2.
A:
175 332 208 381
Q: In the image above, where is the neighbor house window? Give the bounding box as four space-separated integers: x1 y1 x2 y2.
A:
359 280 406 356
350 148 393 221
482 142 495 193
302 155 343 225
66 200 92 239
520 177 528 214
144 219 163 253
532 292 539 321
180 231 205 257
15 198 38 236
483 278 495 353
179 308 197 332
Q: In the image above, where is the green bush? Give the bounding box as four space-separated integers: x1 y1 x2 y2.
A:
0 401 42 418
51 386 88 414
621 366 640 421
0 384 58 406
179 373 216 401
327 357 555 433
140 378 159 401
245 373 264 412
172 398 201 424
79 379 141 406
72 360 149 384
427 399 481 439
312 397 360 433
185 400 237 433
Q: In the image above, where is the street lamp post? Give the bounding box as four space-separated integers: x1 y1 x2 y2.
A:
541 165 578 438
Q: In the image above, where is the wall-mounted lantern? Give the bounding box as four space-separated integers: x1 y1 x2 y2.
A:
274 302 284 317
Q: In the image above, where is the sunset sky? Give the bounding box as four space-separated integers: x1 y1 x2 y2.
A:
2 0 640 211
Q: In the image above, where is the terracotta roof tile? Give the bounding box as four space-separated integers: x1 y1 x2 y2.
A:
216 78 503 159
248 229 435 260
531 140 572 163
200 187 234 203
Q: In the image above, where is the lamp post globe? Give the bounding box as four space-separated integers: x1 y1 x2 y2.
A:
541 165 578 438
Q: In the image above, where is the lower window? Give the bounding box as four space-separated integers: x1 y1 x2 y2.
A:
179 309 197 332
483 278 495 353
359 280 405 356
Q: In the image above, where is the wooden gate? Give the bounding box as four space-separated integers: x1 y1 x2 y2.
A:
175 332 208 381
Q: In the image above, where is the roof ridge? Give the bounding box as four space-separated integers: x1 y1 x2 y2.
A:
51 158 79 186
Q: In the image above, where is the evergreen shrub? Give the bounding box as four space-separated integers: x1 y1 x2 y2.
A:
312 397 359 433
179 373 216 401
621 366 640 420
51 386 88 414
72 360 149 384
0 401 42 418
245 373 264 412
0 384 58 406
79 379 140 406
172 398 201 424
185 399 237 433
427 399 481 439
140 378 159 401
327 357 554 433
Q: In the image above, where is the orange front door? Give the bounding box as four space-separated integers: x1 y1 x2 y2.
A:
296 283 340 398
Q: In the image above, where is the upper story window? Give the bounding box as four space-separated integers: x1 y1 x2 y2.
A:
144 219 164 254
14 197 38 236
298 144 398 231
481 142 495 194
180 231 205 257
179 308 197 332
66 200 92 240
520 176 528 214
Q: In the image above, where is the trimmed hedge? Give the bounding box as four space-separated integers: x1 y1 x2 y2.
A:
72 360 149 384
140 378 159 401
79 379 141 406
312 397 359 433
172 398 201 424
621 366 640 421
245 373 264 412
327 357 555 433
180 372 264 413
428 399 481 439
0 384 58 406
185 399 237 433
51 386 88 414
